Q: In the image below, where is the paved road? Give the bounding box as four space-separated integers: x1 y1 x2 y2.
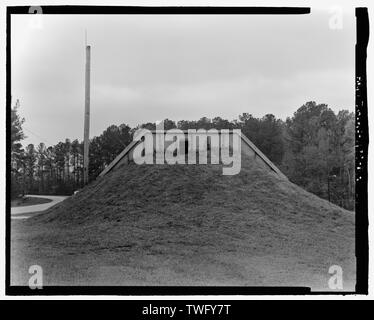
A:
11 195 68 220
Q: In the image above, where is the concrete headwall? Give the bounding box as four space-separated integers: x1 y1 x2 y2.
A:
100 131 287 180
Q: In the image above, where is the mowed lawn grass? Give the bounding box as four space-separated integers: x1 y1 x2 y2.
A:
11 196 52 208
11 156 355 290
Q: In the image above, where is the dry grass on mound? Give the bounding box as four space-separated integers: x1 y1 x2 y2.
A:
11 157 355 289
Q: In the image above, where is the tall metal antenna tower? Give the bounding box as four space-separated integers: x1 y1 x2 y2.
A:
83 33 91 185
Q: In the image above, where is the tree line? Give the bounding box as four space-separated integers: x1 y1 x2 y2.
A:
11 100 355 210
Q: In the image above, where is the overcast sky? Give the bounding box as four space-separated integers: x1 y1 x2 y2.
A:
11 10 355 147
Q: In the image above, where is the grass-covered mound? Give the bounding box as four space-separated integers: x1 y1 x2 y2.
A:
11 155 355 289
